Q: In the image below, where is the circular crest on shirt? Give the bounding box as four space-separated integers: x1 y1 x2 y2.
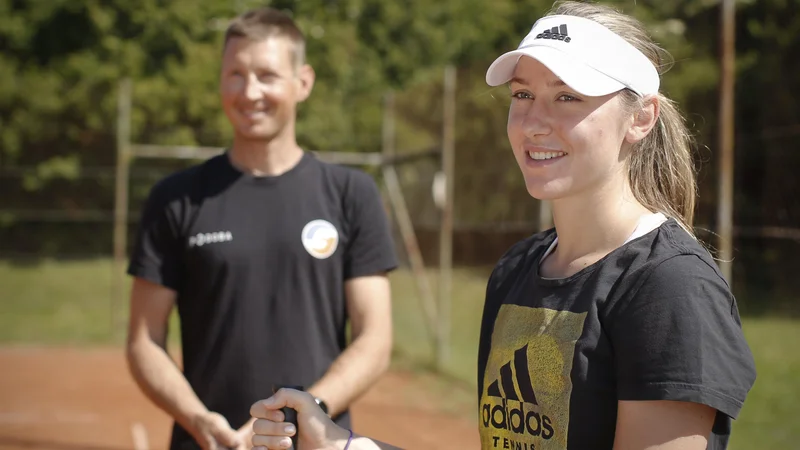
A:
301 219 339 259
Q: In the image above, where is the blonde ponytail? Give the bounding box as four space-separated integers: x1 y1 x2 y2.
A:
624 91 697 231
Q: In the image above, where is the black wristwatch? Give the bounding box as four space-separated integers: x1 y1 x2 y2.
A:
314 397 329 415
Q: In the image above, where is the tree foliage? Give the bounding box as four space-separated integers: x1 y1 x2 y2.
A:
1 0 799 306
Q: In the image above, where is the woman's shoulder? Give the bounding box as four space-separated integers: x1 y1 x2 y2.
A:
636 219 727 284
605 218 735 320
589 218 734 321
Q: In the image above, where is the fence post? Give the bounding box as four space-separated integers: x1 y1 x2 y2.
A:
381 91 439 343
717 0 736 283
437 65 456 370
113 78 132 337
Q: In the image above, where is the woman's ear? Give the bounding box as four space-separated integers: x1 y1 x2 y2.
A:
625 95 660 144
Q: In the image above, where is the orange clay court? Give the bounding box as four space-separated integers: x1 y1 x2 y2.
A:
0 347 480 450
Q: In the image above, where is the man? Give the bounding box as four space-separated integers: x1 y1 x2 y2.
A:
125 7 397 450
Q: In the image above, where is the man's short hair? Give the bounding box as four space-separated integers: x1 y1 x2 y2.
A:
224 7 306 67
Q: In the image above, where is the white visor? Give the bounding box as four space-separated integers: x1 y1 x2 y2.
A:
486 15 660 97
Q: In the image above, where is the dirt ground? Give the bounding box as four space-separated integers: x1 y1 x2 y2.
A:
0 347 480 450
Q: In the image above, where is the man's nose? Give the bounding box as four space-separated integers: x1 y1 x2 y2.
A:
244 75 262 100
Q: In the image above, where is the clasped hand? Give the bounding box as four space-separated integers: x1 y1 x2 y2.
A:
248 388 351 450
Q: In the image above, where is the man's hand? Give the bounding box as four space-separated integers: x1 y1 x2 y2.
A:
189 411 242 450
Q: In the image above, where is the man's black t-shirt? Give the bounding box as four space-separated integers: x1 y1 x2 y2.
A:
128 152 397 449
476 219 756 450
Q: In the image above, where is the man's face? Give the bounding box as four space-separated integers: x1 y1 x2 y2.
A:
220 36 313 142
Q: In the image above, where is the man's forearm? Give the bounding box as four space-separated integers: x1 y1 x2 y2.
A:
126 339 208 436
307 334 391 417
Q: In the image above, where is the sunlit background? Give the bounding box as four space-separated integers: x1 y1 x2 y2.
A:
1 0 798 449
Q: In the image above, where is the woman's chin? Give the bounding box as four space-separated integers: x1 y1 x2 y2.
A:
524 180 570 201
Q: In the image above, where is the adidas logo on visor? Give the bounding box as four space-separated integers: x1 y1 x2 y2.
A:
485 15 661 96
535 24 571 43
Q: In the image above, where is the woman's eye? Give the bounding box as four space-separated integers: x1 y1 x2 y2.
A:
558 94 578 102
512 91 533 100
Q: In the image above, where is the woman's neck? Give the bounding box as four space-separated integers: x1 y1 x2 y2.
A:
541 179 652 278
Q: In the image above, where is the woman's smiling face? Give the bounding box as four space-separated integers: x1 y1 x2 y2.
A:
506 56 634 201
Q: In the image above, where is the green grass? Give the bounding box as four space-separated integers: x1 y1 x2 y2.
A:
0 258 120 344
388 265 493 384
1 258 797 448
0 258 178 345
733 319 800 449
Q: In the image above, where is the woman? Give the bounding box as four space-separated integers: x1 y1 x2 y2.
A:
248 1 757 449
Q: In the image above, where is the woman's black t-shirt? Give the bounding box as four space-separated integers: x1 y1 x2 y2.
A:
476 218 756 450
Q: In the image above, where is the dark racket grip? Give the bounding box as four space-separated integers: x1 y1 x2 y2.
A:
273 384 304 450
